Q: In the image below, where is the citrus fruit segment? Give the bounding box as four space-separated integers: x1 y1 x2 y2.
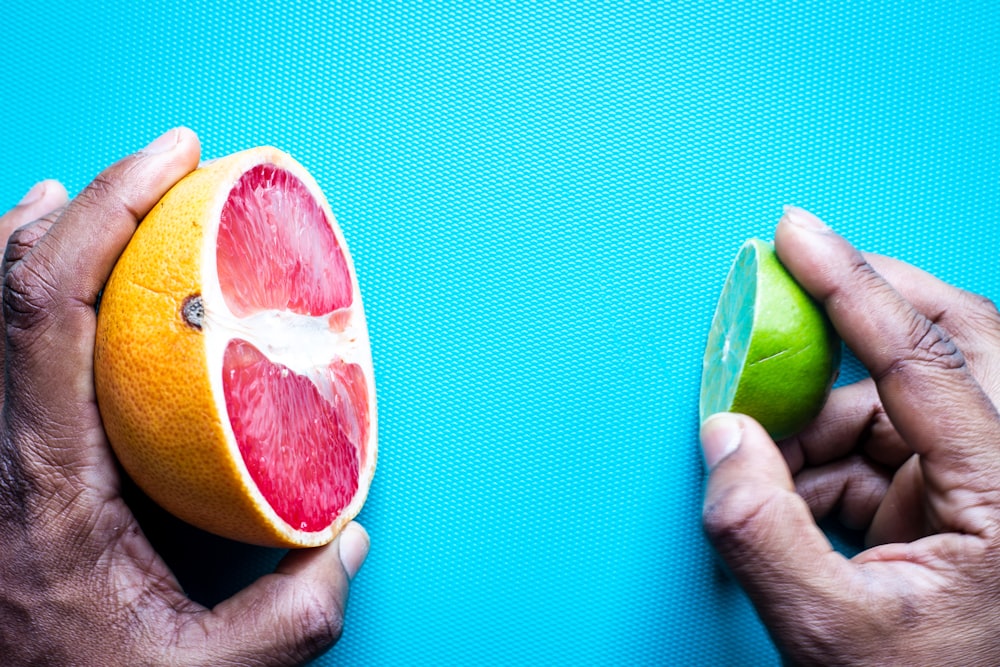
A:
95 146 377 548
699 238 840 440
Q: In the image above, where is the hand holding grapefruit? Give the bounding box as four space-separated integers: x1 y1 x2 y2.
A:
700 237 840 440
0 129 370 664
95 146 377 548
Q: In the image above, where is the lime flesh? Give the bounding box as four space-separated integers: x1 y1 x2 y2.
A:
700 238 840 440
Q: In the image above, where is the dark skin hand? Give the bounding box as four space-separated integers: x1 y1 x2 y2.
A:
0 128 369 666
701 206 1000 665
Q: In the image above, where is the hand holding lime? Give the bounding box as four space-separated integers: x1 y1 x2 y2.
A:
700 238 841 439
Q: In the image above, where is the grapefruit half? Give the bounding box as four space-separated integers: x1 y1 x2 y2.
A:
95 147 377 548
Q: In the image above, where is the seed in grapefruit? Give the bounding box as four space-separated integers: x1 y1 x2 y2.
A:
699 238 840 440
94 147 377 548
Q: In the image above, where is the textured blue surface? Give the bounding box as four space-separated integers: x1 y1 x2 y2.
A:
3 2 1000 665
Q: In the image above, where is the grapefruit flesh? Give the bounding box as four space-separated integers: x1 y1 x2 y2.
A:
224 343 366 533
95 147 377 548
216 164 367 533
217 164 352 316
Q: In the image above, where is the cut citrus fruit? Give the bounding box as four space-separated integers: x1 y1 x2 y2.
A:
700 238 840 440
94 147 377 548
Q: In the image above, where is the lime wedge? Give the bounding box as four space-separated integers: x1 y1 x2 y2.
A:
700 238 841 439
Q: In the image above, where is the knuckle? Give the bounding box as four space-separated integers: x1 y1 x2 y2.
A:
2 220 52 276
3 252 58 338
876 314 965 381
80 172 119 207
702 484 784 557
79 168 145 224
280 587 345 663
5 224 44 261
819 249 877 307
841 249 883 295
959 291 1000 333
964 290 1000 317
910 317 962 367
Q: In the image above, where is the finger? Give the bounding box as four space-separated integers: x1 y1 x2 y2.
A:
866 253 1000 396
865 253 984 328
177 522 369 666
775 208 1000 522
0 179 68 243
793 454 892 531
701 413 859 641
866 455 927 545
781 252 997 476
2 128 201 494
3 216 61 276
0 214 62 409
779 378 911 472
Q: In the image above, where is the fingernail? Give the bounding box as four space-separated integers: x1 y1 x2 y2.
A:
338 522 370 580
17 181 47 207
142 128 179 155
700 413 743 469
782 205 830 232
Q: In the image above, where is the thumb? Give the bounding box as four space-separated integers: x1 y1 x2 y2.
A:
700 413 855 628
180 522 370 666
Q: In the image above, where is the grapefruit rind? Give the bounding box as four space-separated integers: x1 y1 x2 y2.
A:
94 147 377 548
699 238 839 440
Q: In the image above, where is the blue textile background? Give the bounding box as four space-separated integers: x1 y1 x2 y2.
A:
3 2 1000 664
